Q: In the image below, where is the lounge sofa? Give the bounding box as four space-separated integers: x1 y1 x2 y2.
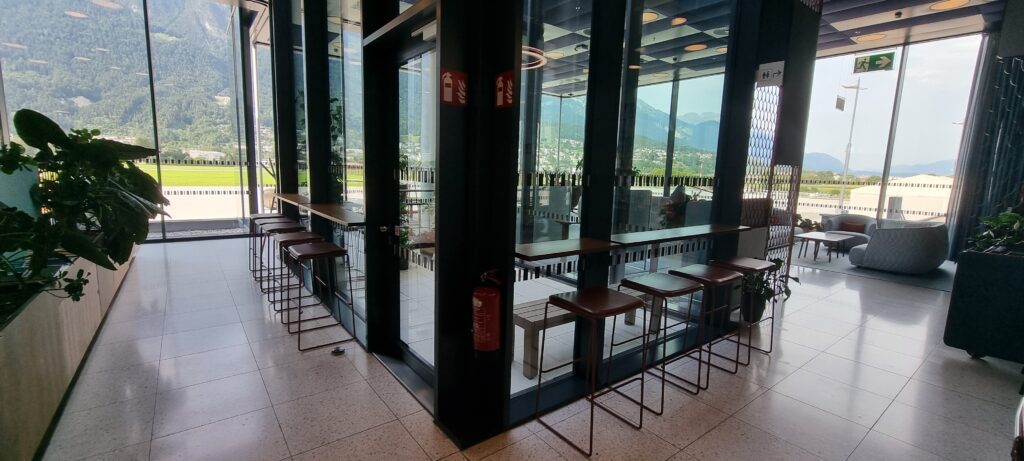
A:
849 222 949 274
823 214 877 248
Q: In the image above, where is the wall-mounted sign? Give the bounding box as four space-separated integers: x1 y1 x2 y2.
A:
836 95 846 111
854 52 895 73
756 61 785 87
495 71 515 108
441 69 467 106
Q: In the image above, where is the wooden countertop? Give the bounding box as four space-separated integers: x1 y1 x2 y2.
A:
274 193 311 206
514 238 620 261
306 203 366 226
610 224 751 247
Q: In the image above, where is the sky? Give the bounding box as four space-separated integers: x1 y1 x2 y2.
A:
637 74 725 119
803 34 982 172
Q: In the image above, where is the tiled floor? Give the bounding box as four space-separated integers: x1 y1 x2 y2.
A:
43 239 1022 461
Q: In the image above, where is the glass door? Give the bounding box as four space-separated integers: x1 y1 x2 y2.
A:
397 50 437 367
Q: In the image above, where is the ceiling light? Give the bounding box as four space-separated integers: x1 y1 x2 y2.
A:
574 43 589 52
2 42 27 49
64 10 89 18
28 59 48 64
684 43 708 52
522 46 547 70
671 17 687 26
135 72 149 76
582 68 589 74
854 33 886 42
642 10 660 23
110 66 122 70
930 0 969 10
91 0 123 9
93 47 110 52
74 56 92 61
628 64 641 70
715 46 728 53
546 50 564 59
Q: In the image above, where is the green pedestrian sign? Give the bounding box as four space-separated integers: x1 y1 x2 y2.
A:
853 51 895 73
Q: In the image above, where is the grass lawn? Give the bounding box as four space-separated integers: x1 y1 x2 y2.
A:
138 164 276 187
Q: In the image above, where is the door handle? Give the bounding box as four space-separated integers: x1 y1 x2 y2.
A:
379 226 388 233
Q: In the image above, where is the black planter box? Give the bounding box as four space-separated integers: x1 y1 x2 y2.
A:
943 250 1024 363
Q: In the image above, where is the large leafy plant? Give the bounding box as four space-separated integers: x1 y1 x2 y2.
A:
1 109 168 323
742 258 800 302
972 211 1024 253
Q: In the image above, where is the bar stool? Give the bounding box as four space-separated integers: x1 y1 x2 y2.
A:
268 231 324 314
711 257 778 362
250 216 292 271
256 221 306 293
668 264 744 378
283 241 356 351
618 273 705 397
533 287 645 457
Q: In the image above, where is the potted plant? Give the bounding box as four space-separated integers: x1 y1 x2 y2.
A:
797 215 821 232
0 109 168 326
741 258 799 322
970 211 1024 254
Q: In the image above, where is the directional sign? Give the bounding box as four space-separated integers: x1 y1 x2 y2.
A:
853 51 895 73
755 61 785 87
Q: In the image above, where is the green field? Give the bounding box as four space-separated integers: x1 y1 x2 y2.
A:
138 164 277 187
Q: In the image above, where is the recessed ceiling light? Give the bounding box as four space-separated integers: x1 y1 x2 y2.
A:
642 10 660 23
135 72 149 76
671 17 687 26
64 10 89 18
91 0 123 9
28 59 48 64
546 50 564 59
930 0 969 10
854 33 886 42
93 47 110 52
2 42 27 49
684 43 708 52
715 46 728 53
582 68 589 74
74 56 92 61
628 64 641 70
110 66 122 70
574 43 588 52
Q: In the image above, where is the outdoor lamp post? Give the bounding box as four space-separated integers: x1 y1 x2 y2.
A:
837 78 865 212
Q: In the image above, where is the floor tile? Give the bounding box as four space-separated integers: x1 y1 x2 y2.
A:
912 354 1023 408
847 431 944 461
801 352 909 398
66 362 160 413
160 323 249 359
772 369 891 427
682 417 822 461
44 396 156 461
153 371 271 437
462 424 534 461
163 306 240 335
736 391 869 461
275 380 396 454
480 435 564 461
157 343 257 391
82 336 163 375
164 291 236 314
601 380 728 450
782 310 861 337
535 406 679 461
292 420 428 460
96 316 165 345
81 441 151 461
401 410 460 460
368 372 426 418
840 327 935 358
242 316 293 343
260 353 364 404
825 338 925 377
150 407 289 461
874 401 1009 461
895 378 1016 436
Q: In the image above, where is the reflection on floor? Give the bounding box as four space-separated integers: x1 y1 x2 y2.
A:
43 239 1022 461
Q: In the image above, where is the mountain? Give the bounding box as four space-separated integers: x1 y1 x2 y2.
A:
803 152 845 173
889 159 955 176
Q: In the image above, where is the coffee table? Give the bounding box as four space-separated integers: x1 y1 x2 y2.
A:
794 232 856 262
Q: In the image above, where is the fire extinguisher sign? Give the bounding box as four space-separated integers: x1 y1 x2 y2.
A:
472 286 501 352
440 69 467 106
495 70 515 108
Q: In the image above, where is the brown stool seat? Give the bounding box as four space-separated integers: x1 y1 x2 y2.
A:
253 216 293 224
549 288 644 320
670 264 742 286
287 242 347 260
275 232 323 248
711 257 774 274
262 222 305 234
251 213 283 220
621 273 703 298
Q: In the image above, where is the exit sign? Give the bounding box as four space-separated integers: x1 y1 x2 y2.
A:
854 52 895 73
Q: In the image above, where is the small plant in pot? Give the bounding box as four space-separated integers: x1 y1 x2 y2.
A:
741 258 799 322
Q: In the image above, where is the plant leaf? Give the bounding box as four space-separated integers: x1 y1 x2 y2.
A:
90 139 157 161
13 109 71 150
59 229 116 270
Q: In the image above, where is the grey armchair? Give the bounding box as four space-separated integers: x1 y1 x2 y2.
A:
823 214 877 248
849 222 949 274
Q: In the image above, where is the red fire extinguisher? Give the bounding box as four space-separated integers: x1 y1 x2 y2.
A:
472 270 501 352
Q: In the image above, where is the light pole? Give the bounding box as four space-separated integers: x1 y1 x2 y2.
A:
838 78 865 212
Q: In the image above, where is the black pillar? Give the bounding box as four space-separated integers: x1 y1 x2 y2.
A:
612 0 644 233
300 0 333 236
518 0 545 244
238 9 260 215
270 0 299 220
433 0 522 447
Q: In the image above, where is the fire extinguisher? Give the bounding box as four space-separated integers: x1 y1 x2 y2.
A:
472 270 502 352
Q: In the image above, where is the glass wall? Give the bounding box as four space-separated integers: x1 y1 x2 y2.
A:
0 0 265 240
292 0 309 198
254 44 277 214
800 36 981 228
